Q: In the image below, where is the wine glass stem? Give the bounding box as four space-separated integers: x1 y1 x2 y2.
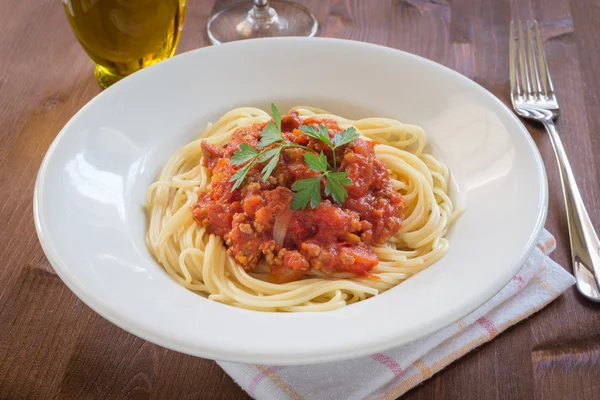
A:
253 0 271 15
249 0 277 24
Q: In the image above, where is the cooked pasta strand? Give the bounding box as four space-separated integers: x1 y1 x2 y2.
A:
145 106 459 311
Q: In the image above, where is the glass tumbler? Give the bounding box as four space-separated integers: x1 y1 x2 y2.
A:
63 0 186 88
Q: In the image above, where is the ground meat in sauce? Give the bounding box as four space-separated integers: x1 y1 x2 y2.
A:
192 113 403 283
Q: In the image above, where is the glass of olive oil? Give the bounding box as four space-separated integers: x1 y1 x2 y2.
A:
63 0 186 88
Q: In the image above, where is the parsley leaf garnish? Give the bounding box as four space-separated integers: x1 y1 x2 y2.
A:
230 143 259 165
258 121 283 148
230 162 253 190
291 176 322 210
299 124 358 170
228 103 359 209
333 127 359 148
291 124 359 209
303 152 329 173
260 147 282 182
292 169 352 210
299 124 333 147
257 102 284 148
324 171 352 204
257 146 282 163
291 152 352 210
271 102 281 131
230 103 311 189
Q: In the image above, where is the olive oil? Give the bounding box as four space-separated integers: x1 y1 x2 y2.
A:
63 0 186 87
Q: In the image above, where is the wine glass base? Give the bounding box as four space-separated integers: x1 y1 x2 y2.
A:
207 0 318 45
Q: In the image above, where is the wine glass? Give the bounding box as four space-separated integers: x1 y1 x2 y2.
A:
207 0 318 45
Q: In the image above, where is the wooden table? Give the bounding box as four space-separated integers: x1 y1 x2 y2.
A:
1 0 599 398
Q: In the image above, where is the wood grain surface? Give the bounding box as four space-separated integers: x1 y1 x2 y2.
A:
1 0 599 399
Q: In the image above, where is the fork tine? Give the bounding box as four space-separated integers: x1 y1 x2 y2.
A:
526 21 543 97
534 20 555 98
517 20 534 98
509 21 521 99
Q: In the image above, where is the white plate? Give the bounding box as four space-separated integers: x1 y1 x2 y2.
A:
34 38 547 365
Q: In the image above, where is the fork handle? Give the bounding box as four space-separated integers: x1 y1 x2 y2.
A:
543 120 600 302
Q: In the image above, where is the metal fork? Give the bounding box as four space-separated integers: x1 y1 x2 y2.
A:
510 20 600 302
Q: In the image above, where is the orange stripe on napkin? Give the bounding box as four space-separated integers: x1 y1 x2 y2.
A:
256 365 303 400
532 275 559 296
249 366 285 396
536 235 556 254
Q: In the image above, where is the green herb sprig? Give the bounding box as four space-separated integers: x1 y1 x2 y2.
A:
291 123 358 209
298 124 358 170
229 103 311 190
290 152 353 210
228 102 359 209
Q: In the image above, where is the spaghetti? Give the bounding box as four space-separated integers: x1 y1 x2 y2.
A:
145 106 459 312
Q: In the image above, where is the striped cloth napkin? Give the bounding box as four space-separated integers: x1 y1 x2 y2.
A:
218 229 575 400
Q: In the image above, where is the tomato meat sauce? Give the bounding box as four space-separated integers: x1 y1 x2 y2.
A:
192 113 403 283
